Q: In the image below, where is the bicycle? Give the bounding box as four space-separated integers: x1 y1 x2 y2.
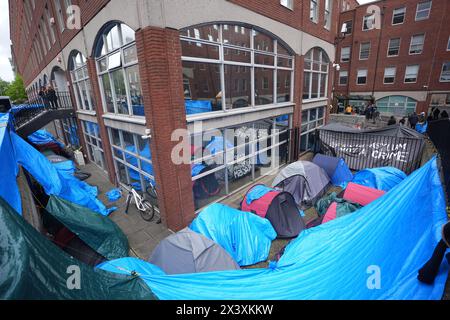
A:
125 184 156 222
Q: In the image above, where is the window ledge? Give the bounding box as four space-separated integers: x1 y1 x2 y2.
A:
302 98 328 104
76 110 97 117
102 113 146 125
186 103 294 123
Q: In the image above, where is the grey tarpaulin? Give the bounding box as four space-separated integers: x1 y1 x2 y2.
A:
148 228 240 275
272 161 330 208
318 123 425 173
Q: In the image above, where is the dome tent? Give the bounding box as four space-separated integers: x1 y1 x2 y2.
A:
241 184 305 238
312 153 353 188
148 228 240 275
272 161 330 209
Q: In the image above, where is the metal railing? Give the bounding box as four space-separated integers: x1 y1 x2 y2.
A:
316 129 425 174
12 91 74 129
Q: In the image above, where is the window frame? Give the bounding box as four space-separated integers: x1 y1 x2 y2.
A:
387 38 401 57
392 6 406 25
383 67 397 84
415 1 432 21
310 0 319 23
362 14 375 31
439 62 450 83
359 42 371 60
356 69 368 85
340 46 351 62
404 65 420 83
409 34 425 55
302 48 330 101
280 0 293 10
339 71 348 86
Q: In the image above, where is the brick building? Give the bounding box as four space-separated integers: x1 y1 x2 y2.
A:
9 0 361 231
334 0 450 117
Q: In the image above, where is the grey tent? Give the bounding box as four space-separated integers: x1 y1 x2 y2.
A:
272 161 330 209
148 228 240 275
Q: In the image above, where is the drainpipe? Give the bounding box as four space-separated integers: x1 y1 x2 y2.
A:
371 2 386 100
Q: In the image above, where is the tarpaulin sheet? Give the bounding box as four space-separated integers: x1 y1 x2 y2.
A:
11 132 114 216
97 258 166 276
352 167 407 192
46 196 128 260
28 129 64 147
245 185 274 205
0 114 21 214
428 119 450 199
0 196 156 300
185 100 212 115
190 204 277 266
416 122 428 134
135 157 448 300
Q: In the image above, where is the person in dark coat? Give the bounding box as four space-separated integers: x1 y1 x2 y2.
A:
399 117 406 126
38 86 50 108
387 116 396 126
433 107 440 120
46 85 59 110
409 112 419 129
441 110 449 119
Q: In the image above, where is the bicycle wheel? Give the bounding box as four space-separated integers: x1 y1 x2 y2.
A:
139 199 155 222
145 185 158 206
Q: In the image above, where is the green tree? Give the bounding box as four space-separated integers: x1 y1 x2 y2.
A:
5 75 27 103
0 78 10 96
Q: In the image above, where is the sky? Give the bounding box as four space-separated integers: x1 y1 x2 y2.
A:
0 0 379 83
0 0 13 82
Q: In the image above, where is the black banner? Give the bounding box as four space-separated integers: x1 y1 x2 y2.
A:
318 129 424 174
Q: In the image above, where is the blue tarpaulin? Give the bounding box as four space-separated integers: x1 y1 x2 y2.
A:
190 204 277 266
28 129 64 147
352 167 407 192
185 100 212 115
245 185 274 205
416 122 428 134
110 157 448 300
191 163 206 177
11 132 114 216
0 114 21 214
97 257 166 276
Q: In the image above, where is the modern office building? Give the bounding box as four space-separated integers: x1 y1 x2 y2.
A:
334 0 450 116
9 0 360 230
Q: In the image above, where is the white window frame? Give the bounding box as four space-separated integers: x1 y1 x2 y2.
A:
324 0 332 30
415 1 432 21
359 42 371 60
383 67 396 84
280 0 293 10
300 107 326 152
392 7 406 25
81 120 106 171
339 71 348 86
404 65 420 83
440 62 450 82
362 14 375 31
303 48 329 101
387 38 401 57
340 46 351 62
310 0 319 23
71 54 95 112
180 24 295 116
409 34 425 55
356 69 368 85
96 24 141 117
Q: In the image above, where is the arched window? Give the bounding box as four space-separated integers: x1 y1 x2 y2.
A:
302 47 330 100
376 96 417 116
180 23 295 115
95 22 142 116
69 51 95 111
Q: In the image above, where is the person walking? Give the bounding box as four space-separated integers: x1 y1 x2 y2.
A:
46 85 59 110
441 110 448 119
409 112 419 129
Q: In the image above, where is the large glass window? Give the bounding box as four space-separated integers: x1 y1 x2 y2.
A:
108 127 156 195
180 24 294 115
81 120 106 171
310 0 319 23
324 0 332 30
415 1 432 21
376 96 417 116
340 47 351 62
383 67 396 84
404 65 419 83
70 52 95 111
62 118 80 148
359 42 371 60
96 23 143 117
190 115 291 210
300 107 325 152
357 69 368 85
303 48 329 100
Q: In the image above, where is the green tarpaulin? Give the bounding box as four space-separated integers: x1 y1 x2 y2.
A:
45 196 128 260
0 196 156 300
315 192 362 218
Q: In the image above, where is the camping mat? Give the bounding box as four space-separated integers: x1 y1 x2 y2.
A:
137 157 448 300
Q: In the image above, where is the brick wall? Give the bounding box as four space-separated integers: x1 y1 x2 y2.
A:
135 26 196 231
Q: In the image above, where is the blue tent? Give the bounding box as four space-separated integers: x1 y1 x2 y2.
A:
104 157 448 300
313 154 353 187
190 203 277 266
185 100 212 115
28 130 64 148
352 167 407 192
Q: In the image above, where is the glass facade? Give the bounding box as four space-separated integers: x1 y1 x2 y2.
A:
376 96 417 116
96 23 143 117
70 52 95 111
62 118 81 148
81 120 106 170
303 48 329 100
300 107 325 152
191 115 291 210
180 24 294 116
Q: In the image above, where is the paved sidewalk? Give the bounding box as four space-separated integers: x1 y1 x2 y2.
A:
82 163 172 260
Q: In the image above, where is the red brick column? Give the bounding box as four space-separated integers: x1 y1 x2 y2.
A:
293 54 304 128
135 26 195 231
85 57 117 183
